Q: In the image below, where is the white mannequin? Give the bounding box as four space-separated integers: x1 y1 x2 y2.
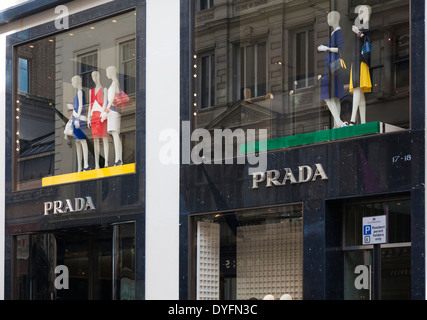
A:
102 66 123 166
71 75 90 172
88 71 109 169
350 5 372 125
318 11 346 128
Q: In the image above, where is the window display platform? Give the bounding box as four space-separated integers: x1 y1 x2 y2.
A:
240 122 404 154
42 163 136 187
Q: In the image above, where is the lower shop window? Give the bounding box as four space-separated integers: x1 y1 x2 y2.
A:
343 198 411 300
12 222 136 300
191 204 303 300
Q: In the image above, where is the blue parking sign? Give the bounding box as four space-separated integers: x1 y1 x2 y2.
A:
363 225 371 235
363 215 386 245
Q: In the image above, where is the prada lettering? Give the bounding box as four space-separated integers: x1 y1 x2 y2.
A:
251 163 328 189
44 196 95 215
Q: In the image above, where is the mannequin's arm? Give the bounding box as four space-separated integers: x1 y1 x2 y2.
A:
352 25 365 37
87 90 91 127
101 82 118 123
76 90 83 118
102 88 108 112
318 45 339 53
106 82 118 111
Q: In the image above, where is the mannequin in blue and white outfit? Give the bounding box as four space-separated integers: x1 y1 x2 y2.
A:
71 75 90 172
318 11 347 128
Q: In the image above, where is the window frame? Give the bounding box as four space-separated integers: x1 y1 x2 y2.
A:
76 48 99 101
293 26 315 90
198 52 215 109
199 0 214 11
342 196 411 251
119 37 137 96
236 41 268 100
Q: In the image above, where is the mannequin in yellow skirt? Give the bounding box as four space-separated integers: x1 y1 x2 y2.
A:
349 5 372 125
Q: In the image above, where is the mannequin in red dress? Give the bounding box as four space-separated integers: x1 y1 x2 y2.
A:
88 71 109 168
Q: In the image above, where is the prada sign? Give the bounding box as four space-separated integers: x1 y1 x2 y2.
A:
44 196 95 215
251 163 328 189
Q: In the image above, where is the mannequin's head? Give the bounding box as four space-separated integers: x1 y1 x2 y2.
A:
356 5 372 23
91 70 100 83
71 75 82 88
327 11 340 28
106 66 117 79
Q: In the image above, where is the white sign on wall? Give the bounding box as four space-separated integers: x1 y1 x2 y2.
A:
362 215 387 245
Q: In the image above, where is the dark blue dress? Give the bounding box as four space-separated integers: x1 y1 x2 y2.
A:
321 28 345 101
73 89 87 140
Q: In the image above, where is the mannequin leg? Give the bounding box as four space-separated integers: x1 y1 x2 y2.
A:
359 91 367 124
335 101 341 128
325 98 345 128
351 88 362 124
111 131 122 165
94 138 100 169
76 140 82 172
80 139 89 170
102 137 109 167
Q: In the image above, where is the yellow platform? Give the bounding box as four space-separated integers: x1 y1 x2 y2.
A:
42 163 136 187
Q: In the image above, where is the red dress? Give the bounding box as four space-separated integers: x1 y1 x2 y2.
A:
90 87 108 138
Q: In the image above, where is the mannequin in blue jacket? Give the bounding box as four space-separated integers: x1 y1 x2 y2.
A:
318 11 347 128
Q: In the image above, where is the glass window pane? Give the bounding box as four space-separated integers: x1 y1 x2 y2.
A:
201 55 210 108
257 43 266 96
13 11 137 191
18 58 29 93
12 225 129 300
344 199 411 247
296 31 306 86
245 45 255 97
113 222 136 300
211 54 215 106
192 204 303 300
191 1 410 159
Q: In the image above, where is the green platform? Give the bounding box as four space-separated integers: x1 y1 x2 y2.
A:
240 122 400 155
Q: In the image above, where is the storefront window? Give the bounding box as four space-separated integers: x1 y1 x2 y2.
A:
13 11 137 191
12 222 136 300
344 199 411 247
343 198 411 300
191 204 303 300
112 222 136 300
192 0 410 157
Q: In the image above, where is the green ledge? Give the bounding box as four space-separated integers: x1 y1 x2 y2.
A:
240 121 387 155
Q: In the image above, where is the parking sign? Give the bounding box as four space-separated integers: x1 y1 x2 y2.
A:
362 215 387 245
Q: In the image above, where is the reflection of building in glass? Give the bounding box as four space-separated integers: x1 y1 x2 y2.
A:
189 0 412 301
14 11 136 190
2 0 424 302
55 11 136 176
193 0 410 146
16 38 56 190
